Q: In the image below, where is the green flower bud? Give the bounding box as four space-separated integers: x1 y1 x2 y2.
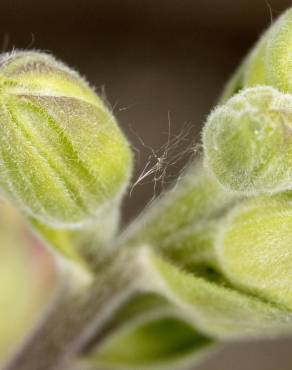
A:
243 9 292 92
220 8 292 100
244 8 292 93
215 194 292 310
0 51 132 228
203 86 292 195
266 8 292 93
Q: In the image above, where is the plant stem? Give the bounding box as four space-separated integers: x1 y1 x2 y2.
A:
117 161 238 264
4 251 140 370
4 162 237 370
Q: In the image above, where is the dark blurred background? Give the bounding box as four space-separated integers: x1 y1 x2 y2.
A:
1 1 292 369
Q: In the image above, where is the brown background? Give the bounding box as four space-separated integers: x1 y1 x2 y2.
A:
1 1 292 369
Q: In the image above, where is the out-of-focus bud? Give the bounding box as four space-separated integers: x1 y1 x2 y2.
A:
203 86 292 195
221 8 292 101
244 8 292 93
0 201 55 362
0 51 133 228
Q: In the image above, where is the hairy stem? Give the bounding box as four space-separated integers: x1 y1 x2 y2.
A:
117 161 238 268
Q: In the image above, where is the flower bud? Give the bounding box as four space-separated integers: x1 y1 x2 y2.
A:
215 195 292 310
203 86 292 195
220 8 292 101
266 8 292 93
243 8 292 93
0 51 133 228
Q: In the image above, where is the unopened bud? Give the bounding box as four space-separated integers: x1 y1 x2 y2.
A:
0 51 132 228
203 86 292 195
